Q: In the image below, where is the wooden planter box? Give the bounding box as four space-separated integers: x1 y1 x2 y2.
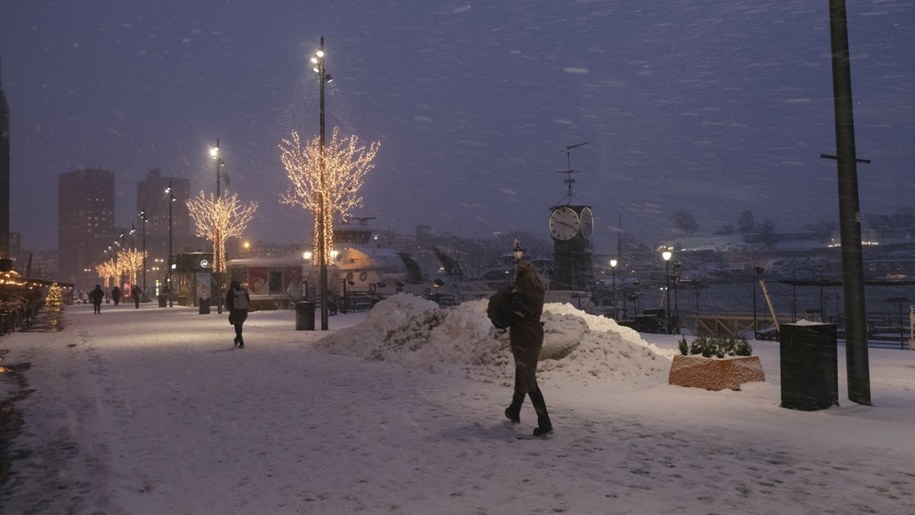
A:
668 355 765 391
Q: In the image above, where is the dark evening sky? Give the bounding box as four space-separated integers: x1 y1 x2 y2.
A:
1 1 913 252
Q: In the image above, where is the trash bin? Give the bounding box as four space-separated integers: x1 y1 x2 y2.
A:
199 297 211 315
779 323 838 410
158 295 167 308
296 301 315 330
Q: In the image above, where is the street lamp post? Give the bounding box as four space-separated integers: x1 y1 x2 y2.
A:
752 266 764 340
210 139 224 314
119 231 128 287
662 249 672 334
138 209 147 301
312 38 334 331
672 261 681 334
513 239 525 262
609 258 618 319
166 182 175 307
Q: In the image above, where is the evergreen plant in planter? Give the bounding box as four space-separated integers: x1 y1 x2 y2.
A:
668 336 765 391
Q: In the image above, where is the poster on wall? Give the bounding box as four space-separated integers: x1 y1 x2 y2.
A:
284 266 302 291
248 267 269 295
196 273 212 302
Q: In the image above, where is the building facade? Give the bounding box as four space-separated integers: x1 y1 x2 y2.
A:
58 168 115 288
0 65 10 258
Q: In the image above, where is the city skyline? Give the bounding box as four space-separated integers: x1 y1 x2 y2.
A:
1 1 913 254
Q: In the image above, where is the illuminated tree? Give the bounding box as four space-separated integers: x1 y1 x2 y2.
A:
45 282 64 330
45 282 63 311
279 127 380 264
117 248 147 287
95 258 119 288
186 191 258 276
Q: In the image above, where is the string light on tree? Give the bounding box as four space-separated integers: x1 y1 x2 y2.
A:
45 281 64 331
279 127 380 264
95 261 113 287
45 282 63 310
94 258 120 288
186 191 257 276
117 248 146 287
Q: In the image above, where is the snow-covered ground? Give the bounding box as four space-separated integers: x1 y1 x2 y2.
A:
1 295 913 514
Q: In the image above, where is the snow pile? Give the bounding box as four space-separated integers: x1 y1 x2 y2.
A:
316 294 673 386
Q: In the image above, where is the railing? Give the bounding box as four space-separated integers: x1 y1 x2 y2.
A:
686 309 914 349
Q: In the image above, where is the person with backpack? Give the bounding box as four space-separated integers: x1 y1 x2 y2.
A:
489 259 552 437
226 280 251 348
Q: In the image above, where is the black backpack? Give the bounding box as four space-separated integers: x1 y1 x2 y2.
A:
487 288 526 329
233 289 250 310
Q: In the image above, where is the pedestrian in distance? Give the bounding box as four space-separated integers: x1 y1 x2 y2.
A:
491 259 553 437
89 285 104 314
133 286 141 309
226 280 250 349
111 286 122 306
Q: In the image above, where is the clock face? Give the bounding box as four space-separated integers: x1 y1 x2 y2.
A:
549 206 580 241
579 207 594 240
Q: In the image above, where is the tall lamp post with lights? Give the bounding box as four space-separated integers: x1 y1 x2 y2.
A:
166 181 175 307
513 240 525 262
672 260 681 334
311 38 333 331
662 249 672 334
210 139 224 314
609 258 618 319
138 209 148 301
752 265 764 339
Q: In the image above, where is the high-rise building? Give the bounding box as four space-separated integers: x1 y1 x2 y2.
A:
136 168 192 287
0 61 10 258
58 168 115 287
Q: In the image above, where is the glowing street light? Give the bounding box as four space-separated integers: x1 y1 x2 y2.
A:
312 37 333 331
662 249 672 334
138 209 148 300
512 239 525 262
610 258 618 318
211 139 225 314
166 182 176 307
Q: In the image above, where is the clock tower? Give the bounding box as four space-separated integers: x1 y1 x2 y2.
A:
549 204 593 290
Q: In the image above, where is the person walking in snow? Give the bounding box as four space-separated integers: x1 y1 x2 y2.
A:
132 286 142 309
496 259 553 437
111 286 122 306
89 285 104 314
226 280 250 348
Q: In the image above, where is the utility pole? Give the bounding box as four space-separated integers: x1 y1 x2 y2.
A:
827 0 871 405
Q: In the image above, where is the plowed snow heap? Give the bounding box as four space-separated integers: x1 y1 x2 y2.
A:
316 294 674 386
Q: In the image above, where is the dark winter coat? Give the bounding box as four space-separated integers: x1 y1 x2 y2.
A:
226 287 250 325
89 287 104 306
496 261 545 395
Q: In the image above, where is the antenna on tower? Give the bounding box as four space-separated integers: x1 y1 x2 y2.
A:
555 142 588 203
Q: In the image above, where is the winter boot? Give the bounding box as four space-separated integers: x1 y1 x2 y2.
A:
529 386 553 437
504 392 525 424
